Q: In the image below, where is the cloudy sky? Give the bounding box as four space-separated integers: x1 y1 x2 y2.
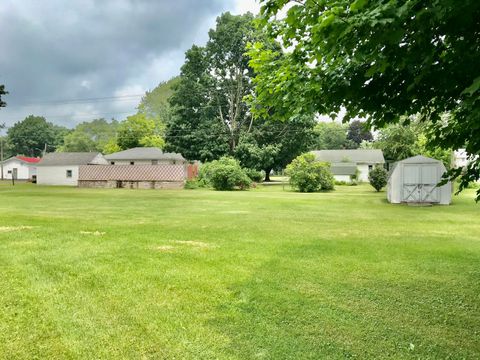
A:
0 0 260 130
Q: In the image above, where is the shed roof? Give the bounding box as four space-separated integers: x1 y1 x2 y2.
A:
1 156 41 164
105 147 185 161
396 155 442 164
37 152 104 166
311 149 385 164
330 163 357 176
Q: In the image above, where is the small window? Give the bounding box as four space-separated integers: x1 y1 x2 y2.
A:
368 165 373 171
151 160 158 165
110 161 115 165
130 161 134 165
66 170 73 178
172 160 176 165
7 170 12 174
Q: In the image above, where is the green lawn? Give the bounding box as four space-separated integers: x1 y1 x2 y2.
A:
0 182 479 359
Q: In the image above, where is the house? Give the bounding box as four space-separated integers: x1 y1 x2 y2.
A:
36 152 107 186
1 156 40 180
387 155 451 205
310 149 385 182
104 147 186 165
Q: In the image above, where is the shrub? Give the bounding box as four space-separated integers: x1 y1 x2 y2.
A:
184 179 199 189
368 166 388 191
286 153 335 192
206 157 251 191
244 168 264 183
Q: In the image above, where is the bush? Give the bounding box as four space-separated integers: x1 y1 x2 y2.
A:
184 179 199 189
244 168 264 183
204 157 251 191
286 153 335 192
368 166 388 191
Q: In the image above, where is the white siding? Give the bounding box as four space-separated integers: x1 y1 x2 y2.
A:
37 166 80 186
357 164 371 182
1 159 35 180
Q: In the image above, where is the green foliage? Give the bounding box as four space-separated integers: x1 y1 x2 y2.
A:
347 120 373 146
252 0 480 199
286 153 335 192
183 179 199 190
244 168 264 183
314 122 348 150
166 12 277 162
117 113 164 150
58 118 118 152
369 166 388 192
137 77 180 123
374 124 418 162
0 84 7 108
204 157 251 191
102 138 122 155
7 115 69 156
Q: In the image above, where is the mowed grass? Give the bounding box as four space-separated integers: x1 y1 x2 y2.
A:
0 182 479 359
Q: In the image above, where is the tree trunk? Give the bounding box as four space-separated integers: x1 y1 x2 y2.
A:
264 168 272 182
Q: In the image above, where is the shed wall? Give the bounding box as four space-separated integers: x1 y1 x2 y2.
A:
37 166 79 186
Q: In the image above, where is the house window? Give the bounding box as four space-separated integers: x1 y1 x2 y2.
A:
368 165 373 171
7 170 11 174
66 170 73 178
151 160 158 165
172 160 176 165
110 161 115 165
130 161 134 165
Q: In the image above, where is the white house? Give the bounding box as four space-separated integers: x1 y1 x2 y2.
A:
105 147 186 165
387 155 451 205
1 156 40 180
36 152 107 186
311 149 385 182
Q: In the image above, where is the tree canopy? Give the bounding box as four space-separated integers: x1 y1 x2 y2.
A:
137 77 180 123
251 0 480 199
116 113 164 150
8 115 69 156
0 84 7 108
58 118 119 152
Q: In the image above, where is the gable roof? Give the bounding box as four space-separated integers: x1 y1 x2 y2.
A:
1 156 41 164
37 152 106 166
311 149 385 164
397 155 441 164
105 147 185 161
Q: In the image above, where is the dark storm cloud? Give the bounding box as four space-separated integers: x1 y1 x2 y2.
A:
0 0 236 127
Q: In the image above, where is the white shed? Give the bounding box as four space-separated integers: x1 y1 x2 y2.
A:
36 152 107 186
387 155 452 205
1 156 40 180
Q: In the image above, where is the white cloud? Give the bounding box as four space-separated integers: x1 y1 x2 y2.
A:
233 0 260 15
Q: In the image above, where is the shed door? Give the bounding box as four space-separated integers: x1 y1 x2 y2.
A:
402 164 439 203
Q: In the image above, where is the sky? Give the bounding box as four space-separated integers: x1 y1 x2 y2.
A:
0 0 261 130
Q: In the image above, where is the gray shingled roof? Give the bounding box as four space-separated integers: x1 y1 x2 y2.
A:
311 149 385 164
37 152 105 166
330 163 358 176
104 147 185 161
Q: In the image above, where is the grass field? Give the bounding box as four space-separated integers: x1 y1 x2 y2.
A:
0 182 479 359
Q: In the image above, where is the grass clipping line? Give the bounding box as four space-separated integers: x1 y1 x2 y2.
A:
155 240 217 252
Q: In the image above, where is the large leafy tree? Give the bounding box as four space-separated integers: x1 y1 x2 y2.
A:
116 113 164 150
8 115 68 156
235 115 316 181
59 118 118 152
138 77 180 124
0 84 7 108
166 12 272 162
313 121 349 150
251 0 480 199
347 120 373 147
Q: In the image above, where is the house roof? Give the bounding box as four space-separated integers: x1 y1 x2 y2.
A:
37 152 105 166
330 163 357 176
311 149 385 164
1 156 40 164
104 147 185 161
397 155 441 164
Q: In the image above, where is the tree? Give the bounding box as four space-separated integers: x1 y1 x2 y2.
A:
374 124 418 162
7 115 68 156
369 166 388 192
251 0 480 199
286 153 334 192
235 115 316 181
313 121 348 150
117 114 164 150
347 121 373 147
137 77 180 124
204 157 251 191
166 12 274 162
0 84 7 108
58 118 118 152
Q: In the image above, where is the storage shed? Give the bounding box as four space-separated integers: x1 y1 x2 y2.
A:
387 155 452 205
